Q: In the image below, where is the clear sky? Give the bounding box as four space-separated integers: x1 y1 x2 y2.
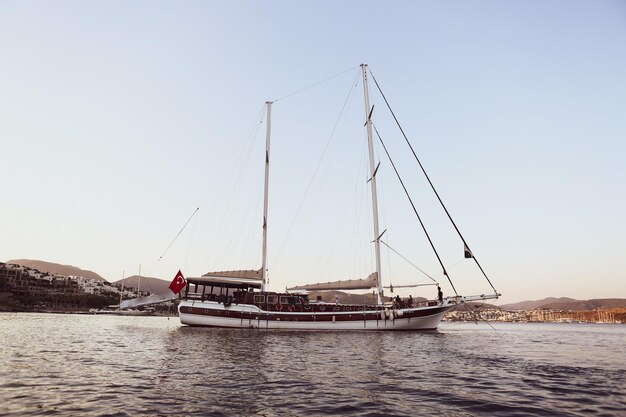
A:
1 1 625 304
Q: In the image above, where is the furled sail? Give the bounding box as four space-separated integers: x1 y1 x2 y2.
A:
189 268 264 288
287 272 377 291
202 269 263 280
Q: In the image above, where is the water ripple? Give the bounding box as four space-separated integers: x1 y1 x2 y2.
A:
1 315 625 416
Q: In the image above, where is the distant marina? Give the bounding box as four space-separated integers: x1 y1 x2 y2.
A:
444 307 624 324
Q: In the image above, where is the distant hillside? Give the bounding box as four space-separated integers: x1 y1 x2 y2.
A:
457 302 504 311
501 297 626 311
541 299 626 311
113 275 171 295
7 259 106 282
501 297 576 310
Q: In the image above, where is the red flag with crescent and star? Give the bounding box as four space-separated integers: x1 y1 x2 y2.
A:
169 270 186 294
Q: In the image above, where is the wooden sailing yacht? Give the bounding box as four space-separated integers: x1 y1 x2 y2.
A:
175 64 500 330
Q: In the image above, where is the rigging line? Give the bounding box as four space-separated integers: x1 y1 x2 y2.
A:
379 240 437 283
197 103 266 208
372 123 458 295
204 108 265 270
349 135 369 283
376 137 394 292
385 231 393 292
272 70 360 268
158 207 200 262
368 69 498 294
273 65 360 103
201 105 265 272
462 302 497 331
184 210 199 271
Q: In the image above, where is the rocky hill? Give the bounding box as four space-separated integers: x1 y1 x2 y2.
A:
112 275 171 295
7 259 107 282
541 299 626 310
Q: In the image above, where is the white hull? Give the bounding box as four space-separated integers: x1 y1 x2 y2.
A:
178 300 452 330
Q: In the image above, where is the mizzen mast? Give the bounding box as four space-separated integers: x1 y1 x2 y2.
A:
261 101 272 292
361 64 384 305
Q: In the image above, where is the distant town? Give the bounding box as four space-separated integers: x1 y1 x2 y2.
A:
0 261 154 312
1 260 624 323
443 306 623 324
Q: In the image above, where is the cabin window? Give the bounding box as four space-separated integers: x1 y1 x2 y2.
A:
279 296 290 304
267 295 278 304
254 295 265 303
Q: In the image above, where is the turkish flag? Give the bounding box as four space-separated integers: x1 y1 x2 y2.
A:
169 270 187 294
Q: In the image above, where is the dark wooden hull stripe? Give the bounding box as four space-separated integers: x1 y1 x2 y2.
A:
179 305 451 322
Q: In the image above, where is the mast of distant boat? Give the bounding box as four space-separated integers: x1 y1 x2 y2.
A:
261 101 272 292
119 270 125 306
361 64 384 305
137 265 141 297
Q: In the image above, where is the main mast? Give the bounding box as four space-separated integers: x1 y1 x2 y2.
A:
261 101 272 292
361 64 384 305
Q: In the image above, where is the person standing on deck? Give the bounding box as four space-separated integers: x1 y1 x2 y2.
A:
437 285 443 303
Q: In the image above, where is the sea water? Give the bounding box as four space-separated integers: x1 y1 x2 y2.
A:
0 313 624 416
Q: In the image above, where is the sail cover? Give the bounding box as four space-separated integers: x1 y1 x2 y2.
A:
287 272 377 291
187 269 264 288
202 269 263 280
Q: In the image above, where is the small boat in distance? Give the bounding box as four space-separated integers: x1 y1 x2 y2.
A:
175 64 500 330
